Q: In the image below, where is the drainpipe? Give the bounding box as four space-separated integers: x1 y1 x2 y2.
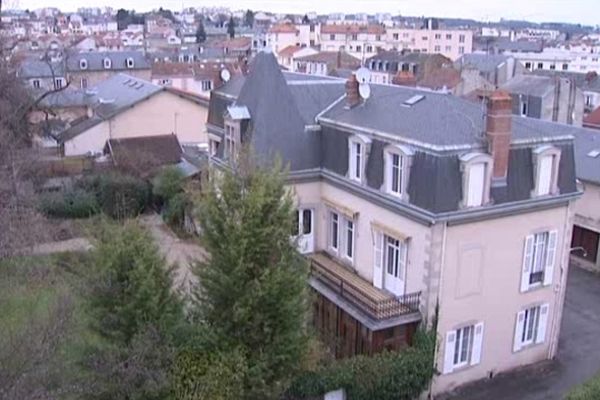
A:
547 199 573 359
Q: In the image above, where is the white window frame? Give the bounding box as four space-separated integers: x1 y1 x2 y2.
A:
345 219 354 261
103 58 112 69
532 146 561 197
329 211 340 252
513 304 549 352
520 98 528 116
224 122 238 160
80 77 88 89
384 145 413 199
79 58 88 70
201 80 213 91
348 135 370 184
520 230 558 292
327 209 355 265
32 79 41 89
126 57 134 68
53 77 64 90
443 322 484 374
460 153 493 208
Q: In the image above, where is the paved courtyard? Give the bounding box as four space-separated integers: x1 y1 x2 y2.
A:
443 265 600 400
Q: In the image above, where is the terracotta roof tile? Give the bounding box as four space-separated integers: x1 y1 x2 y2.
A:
268 23 298 34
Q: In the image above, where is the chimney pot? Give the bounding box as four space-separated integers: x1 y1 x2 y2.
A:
345 73 360 109
486 90 512 184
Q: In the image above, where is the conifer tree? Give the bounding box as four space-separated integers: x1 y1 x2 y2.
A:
193 155 310 399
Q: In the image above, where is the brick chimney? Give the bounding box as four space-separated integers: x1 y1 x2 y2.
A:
345 73 360 109
485 90 512 184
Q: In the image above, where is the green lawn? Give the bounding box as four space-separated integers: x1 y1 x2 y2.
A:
0 252 95 398
567 373 600 400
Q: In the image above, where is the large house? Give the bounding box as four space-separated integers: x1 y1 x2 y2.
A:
206 52 580 396
57 74 208 156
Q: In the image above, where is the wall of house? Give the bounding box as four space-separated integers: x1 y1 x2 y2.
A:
572 182 600 270
63 120 109 156
69 69 152 89
292 181 434 298
432 203 574 395
106 91 208 144
152 77 211 98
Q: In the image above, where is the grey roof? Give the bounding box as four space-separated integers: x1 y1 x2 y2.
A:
494 39 543 53
18 60 65 78
566 126 600 184
66 51 150 72
501 75 554 98
455 54 511 73
36 88 90 108
531 70 600 93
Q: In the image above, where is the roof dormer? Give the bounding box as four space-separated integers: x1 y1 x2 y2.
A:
79 58 88 70
126 57 134 69
103 57 111 69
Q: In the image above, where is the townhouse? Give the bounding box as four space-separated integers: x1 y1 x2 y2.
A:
386 26 473 61
319 24 386 59
206 51 580 396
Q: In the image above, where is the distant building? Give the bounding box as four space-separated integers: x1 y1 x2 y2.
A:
386 25 473 61
455 53 526 87
294 51 361 76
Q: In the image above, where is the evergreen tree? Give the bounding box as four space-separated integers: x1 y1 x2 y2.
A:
195 20 207 43
243 9 255 27
227 16 236 38
192 155 310 399
302 14 310 24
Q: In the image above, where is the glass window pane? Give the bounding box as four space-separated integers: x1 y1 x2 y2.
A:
303 209 312 234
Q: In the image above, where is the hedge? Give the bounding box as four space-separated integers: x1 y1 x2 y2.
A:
78 173 151 219
163 192 189 229
39 188 100 218
567 373 600 400
285 331 436 400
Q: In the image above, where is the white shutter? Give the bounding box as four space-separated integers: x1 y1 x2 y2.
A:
466 163 485 207
513 310 526 352
521 235 535 292
543 230 558 286
373 231 383 289
443 331 456 374
470 322 484 366
536 303 550 344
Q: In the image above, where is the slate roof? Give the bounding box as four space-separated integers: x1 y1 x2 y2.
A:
494 39 543 53
107 134 182 166
18 60 65 78
295 51 361 69
455 54 511 73
568 125 600 184
36 88 90 108
501 75 554 98
66 51 150 72
532 70 600 93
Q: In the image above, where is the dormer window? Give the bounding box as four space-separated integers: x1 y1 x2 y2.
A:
460 153 493 208
126 57 134 68
103 58 112 69
384 145 413 199
348 136 369 183
79 58 88 70
532 146 561 197
224 122 239 160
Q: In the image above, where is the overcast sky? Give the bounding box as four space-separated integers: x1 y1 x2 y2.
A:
10 0 599 26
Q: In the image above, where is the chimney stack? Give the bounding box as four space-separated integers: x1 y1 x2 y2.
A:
486 90 512 185
345 73 360 109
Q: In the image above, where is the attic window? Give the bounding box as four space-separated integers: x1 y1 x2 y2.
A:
103 58 112 69
126 57 134 68
587 149 600 158
403 95 425 106
79 59 88 70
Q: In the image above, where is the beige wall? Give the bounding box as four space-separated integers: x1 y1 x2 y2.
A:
386 28 473 61
69 69 152 89
432 204 573 394
64 90 208 156
572 182 600 270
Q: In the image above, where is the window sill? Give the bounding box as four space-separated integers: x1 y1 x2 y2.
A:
447 362 476 375
523 282 549 293
516 341 545 353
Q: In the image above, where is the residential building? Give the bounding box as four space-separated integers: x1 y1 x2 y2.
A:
294 51 361 76
151 61 238 98
583 107 600 130
366 51 452 85
530 70 600 115
570 128 600 271
319 24 386 59
267 23 300 54
386 26 473 61
206 52 580 396
65 51 151 88
455 53 526 87
501 75 584 126
58 74 208 156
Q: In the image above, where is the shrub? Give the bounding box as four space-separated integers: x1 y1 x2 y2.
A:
567 373 600 400
153 167 185 205
285 330 436 400
163 192 189 229
39 188 99 218
78 173 151 219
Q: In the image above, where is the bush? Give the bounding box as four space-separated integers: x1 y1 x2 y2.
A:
153 167 185 205
39 188 99 218
163 192 189 229
285 331 435 400
567 373 600 400
78 173 151 219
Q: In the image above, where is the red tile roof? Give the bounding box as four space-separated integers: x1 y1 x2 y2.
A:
321 24 386 35
278 45 302 58
584 107 600 130
268 23 298 34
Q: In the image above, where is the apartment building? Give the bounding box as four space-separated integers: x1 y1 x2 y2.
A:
319 24 386 60
206 52 580 396
386 26 473 61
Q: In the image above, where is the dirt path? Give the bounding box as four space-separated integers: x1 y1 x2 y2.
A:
139 214 206 294
32 238 93 255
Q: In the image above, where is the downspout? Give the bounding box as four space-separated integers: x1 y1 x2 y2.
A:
548 199 573 359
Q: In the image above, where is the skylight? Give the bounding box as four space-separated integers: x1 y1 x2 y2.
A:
587 149 600 158
403 94 425 106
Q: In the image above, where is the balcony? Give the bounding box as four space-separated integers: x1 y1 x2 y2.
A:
308 252 421 324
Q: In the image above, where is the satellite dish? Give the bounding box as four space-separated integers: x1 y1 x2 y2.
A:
220 69 231 82
358 82 371 100
355 67 371 83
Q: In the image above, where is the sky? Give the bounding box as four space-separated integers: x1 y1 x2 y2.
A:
9 0 599 26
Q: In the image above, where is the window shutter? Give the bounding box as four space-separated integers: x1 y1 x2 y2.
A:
470 322 484 366
536 303 550 344
373 231 383 289
513 310 526 352
543 230 558 286
443 331 456 374
521 235 534 292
